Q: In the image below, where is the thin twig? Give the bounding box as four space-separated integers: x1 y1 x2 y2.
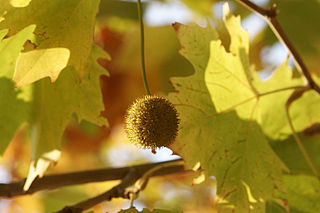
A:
235 0 320 94
285 89 320 179
0 159 185 198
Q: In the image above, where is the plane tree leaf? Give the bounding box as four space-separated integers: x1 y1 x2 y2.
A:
14 48 70 87
0 25 35 78
0 1 109 190
0 78 30 154
203 4 320 140
169 2 320 211
275 174 320 213
271 132 320 174
0 0 101 83
0 25 35 154
168 3 289 212
23 45 109 190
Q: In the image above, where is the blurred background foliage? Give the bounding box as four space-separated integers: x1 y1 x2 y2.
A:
0 0 319 212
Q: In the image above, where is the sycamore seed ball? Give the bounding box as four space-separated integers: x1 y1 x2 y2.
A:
125 95 179 150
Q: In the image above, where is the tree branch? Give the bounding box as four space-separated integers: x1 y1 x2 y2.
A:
56 160 185 213
56 168 140 213
0 159 186 198
235 0 320 94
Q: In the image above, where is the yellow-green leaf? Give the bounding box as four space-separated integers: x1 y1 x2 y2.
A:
23 45 109 190
14 48 70 87
169 3 286 212
0 0 101 78
0 25 35 154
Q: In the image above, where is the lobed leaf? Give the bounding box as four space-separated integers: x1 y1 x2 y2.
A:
0 0 101 83
169 1 320 210
24 45 109 190
0 0 109 190
169 3 287 212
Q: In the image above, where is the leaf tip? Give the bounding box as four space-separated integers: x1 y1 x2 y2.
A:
23 149 61 191
222 2 232 20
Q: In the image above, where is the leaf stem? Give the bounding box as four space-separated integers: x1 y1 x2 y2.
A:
285 89 320 179
137 0 151 95
222 85 308 114
235 0 320 94
258 85 308 98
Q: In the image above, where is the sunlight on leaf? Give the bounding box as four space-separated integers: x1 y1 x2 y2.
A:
204 3 320 140
10 0 32 8
169 3 286 212
24 149 60 191
192 172 205 185
241 180 258 203
0 0 101 77
24 45 109 188
254 64 320 139
0 25 35 78
0 25 35 154
14 48 70 87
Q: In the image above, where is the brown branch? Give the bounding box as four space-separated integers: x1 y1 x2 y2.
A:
56 168 140 213
0 159 185 198
235 0 320 94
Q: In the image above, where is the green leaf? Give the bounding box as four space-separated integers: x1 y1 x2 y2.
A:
271 133 320 174
23 45 109 190
276 174 320 213
254 66 320 140
0 1 108 191
168 3 286 212
0 25 35 78
0 25 35 154
202 4 320 140
265 200 287 213
14 48 70 87
0 78 30 154
0 0 101 79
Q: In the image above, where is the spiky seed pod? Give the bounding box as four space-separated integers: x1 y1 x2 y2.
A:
125 95 179 150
